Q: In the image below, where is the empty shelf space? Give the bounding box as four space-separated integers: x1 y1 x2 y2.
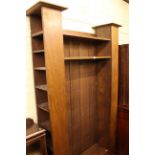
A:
63 30 110 42
38 102 49 112
33 49 44 53
32 30 43 37
81 144 110 155
36 85 48 91
40 120 50 132
64 56 111 61
34 67 46 71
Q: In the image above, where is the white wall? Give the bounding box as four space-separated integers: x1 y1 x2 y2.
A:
26 0 129 122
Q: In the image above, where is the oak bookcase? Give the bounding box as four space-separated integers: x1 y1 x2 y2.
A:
27 2 120 155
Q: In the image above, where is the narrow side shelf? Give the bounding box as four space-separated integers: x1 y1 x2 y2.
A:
36 85 48 91
32 30 43 38
38 102 49 112
33 49 44 53
64 56 111 61
34 67 46 71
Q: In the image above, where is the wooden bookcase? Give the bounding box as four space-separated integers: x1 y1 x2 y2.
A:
27 2 120 155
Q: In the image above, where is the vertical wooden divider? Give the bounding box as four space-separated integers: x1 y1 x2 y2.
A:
110 26 119 151
41 7 71 155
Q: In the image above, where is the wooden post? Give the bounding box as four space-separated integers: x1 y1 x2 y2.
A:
41 7 71 155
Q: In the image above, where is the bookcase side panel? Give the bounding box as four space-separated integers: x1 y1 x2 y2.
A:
42 7 71 155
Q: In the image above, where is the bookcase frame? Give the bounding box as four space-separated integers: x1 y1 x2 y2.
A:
27 2 121 155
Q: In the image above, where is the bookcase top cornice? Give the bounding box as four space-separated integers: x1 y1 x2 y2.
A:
93 23 122 29
26 1 67 16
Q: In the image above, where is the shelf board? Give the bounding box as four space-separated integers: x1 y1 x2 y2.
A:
38 102 49 112
31 30 111 41
32 31 43 38
64 56 111 61
63 30 110 42
35 85 48 91
33 49 44 53
40 120 50 132
34 67 46 71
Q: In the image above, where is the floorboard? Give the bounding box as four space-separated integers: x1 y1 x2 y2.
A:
81 144 114 155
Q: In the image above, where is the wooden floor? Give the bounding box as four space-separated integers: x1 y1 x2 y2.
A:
27 143 116 155
81 144 115 155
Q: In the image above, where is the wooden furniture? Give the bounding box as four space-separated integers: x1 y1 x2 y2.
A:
27 2 121 155
26 119 48 155
116 44 129 155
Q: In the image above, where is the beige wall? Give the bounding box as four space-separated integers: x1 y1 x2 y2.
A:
26 0 129 122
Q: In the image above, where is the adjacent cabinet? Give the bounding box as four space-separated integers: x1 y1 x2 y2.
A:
27 2 120 155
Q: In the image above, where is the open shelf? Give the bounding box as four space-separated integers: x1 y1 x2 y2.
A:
40 120 50 132
32 30 43 38
64 56 111 61
33 49 44 53
36 85 48 91
34 67 46 71
38 102 49 112
63 30 110 42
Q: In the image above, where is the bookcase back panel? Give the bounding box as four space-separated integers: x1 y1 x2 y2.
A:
33 53 45 67
64 38 112 154
96 60 111 147
38 108 49 123
32 38 44 51
96 42 111 56
34 71 46 85
64 39 97 57
30 15 42 34
36 89 48 104
65 60 112 154
65 61 97 154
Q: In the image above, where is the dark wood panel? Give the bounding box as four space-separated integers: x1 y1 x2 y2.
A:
69 40 81 155
34 71 46 85
64 39 99 154
118 44 129 107
96 61 111 147
116 44 129 155
37 108 50 126
79 43 92 151
29 15 42 34
31 37 44 51
116 108 129 155
64 39 73 155
35 89 48 104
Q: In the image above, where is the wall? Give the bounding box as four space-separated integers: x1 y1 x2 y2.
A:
26 0 129 122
